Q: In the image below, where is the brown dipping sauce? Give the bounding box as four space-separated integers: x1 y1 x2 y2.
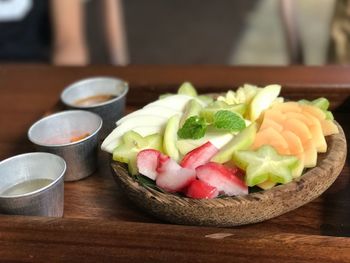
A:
74 94 117 106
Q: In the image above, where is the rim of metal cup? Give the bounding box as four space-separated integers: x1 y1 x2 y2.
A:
27 110 103 148
0 152 66 198
60 77 129 109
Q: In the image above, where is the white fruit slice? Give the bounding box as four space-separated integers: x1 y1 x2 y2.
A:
144 94 205 112
102 125 164 153
117 106 180 125
249 84 281 121
176 133 234 156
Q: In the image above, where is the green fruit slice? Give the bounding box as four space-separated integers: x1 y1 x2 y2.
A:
232 145 299 187
180 99 203 127
177 82 198 97
197 95 214 105
325 110 334 120
200 101 247 123
210 122 257 163
163 115 181 161
113 131 163 175
311 97 330 111
159 93 173 100
249 84 281 121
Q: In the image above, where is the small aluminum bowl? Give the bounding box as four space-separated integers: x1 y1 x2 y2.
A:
28 110 103 181
60 77 128 138
0 152 66 217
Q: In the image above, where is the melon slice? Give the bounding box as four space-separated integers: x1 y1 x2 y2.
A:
263 109 286 124
321 119 339 136
260 118 283 132
283 118 313 143
285 112 327 153
272 102 301 113
302 140 317 168
252 127 290 155
300 104 326 121
280 130 304 156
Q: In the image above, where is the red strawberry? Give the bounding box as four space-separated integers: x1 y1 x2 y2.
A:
136 149 162 180
156 157 196 193
186 179 219 199
196 162 248 196
180 141 219 170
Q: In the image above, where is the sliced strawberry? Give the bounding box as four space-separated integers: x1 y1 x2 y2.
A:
136 149 161 180
186 179 219 199
156 158 196 193
196 162 248 196
180 141 219 170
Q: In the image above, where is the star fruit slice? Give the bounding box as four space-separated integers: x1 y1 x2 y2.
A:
113 131 163 175
232 145 299 187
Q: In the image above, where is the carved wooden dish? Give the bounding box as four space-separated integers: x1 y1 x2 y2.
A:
111 122 346 227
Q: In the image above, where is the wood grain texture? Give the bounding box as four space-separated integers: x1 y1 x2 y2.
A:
0 216 349 263
1 65 350 261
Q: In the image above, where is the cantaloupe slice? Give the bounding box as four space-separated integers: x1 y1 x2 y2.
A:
284 112 313 126
283 118 313 143
252 127 290 155
302 140 317 168
272 102 302 113
263 109 285 125
300 104 326 121
300 104 338 136
285 112 327 153
260 118 283 132
280 130 304 155
321 119 339 136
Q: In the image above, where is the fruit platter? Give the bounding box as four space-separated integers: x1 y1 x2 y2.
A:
102 83 346 226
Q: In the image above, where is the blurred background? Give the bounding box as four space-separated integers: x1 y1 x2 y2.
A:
0 0 347 65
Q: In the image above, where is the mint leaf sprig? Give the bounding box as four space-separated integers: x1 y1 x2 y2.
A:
177 116 207 139
177 110 246 139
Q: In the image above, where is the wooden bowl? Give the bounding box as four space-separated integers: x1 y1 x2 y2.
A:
111 122 347 227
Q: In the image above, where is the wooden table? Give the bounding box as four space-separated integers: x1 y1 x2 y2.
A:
1 65 350 262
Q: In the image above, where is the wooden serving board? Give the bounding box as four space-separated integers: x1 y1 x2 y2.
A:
2 65 350 262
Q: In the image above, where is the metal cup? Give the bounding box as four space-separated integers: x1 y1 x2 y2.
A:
60 77 128 138
0 152 66 217
28 110 103 181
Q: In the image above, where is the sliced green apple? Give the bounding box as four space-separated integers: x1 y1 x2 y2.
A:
249 84 281 121
163 115 181 161
210 122 257 163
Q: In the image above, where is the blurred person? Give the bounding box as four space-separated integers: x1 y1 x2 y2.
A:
328 0 350 64
0 0 128 65
281 0 350 65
